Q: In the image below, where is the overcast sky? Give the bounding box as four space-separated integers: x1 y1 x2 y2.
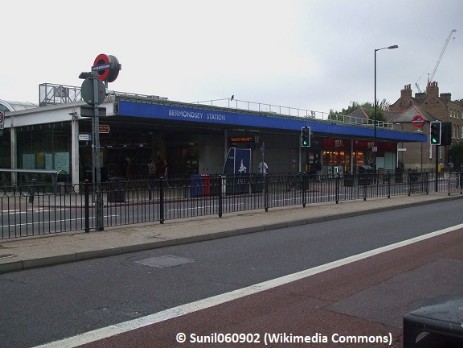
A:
1 0 462 115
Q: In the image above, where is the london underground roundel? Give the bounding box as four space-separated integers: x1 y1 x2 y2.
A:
92 54 121 82
411 115 425 128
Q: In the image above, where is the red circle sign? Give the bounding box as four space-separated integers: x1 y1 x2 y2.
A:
92 54 121 82
412 115 425 128
93 54 111 82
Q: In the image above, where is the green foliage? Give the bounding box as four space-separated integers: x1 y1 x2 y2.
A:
449 140 463 169
329 100 389 122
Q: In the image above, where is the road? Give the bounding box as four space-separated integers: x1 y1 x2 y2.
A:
81 226 463 348
0 200 462 347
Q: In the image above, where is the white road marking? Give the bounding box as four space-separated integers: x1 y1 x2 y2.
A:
3 215 119 228
35 223 463 348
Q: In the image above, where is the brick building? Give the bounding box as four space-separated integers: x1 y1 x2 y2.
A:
388 82 463 171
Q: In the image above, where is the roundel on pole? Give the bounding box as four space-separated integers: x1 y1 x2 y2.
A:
92 54 121 82
411 115 425 128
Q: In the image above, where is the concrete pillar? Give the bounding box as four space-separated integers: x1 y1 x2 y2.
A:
10 123 17 185
71 113 80 191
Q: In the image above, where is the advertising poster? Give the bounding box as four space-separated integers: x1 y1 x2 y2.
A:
223 147 251 174
223 147 252 194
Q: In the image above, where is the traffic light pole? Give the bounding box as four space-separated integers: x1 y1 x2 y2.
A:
300 127 310 172
435 145 439 193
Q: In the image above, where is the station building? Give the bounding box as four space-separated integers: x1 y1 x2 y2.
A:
0 82 426 187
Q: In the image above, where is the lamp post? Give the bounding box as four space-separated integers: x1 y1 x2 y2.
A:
373 44 398 172
395 122 404 168
416 127 423 172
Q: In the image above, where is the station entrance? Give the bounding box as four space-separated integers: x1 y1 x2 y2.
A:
78 118 201 181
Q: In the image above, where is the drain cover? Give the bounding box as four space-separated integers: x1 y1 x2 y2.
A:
135 255 195 268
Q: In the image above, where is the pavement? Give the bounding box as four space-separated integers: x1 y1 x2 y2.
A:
1 192 462 275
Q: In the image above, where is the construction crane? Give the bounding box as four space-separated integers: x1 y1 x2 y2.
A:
415 29 456 93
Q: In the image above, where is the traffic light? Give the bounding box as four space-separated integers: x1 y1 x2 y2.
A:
429 121 441 145
441 122 452 146
301 126 311 147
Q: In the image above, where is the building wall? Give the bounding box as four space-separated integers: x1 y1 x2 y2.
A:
390 82 463 169
397 123 434 171
198 132 301 175
199 133 224 174
251 133 299 174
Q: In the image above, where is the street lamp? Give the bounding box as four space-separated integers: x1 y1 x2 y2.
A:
373 44 398 172
395 122 404 168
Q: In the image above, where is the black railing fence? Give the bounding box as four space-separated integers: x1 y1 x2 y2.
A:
1 171 462 239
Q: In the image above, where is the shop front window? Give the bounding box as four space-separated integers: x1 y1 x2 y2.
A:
16 123 71 173
0 132 11 168
322 150 365 174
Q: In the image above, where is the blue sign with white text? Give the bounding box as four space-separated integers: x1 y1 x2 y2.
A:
116 99 427 143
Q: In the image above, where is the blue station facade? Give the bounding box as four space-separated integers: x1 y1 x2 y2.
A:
1 84 427 186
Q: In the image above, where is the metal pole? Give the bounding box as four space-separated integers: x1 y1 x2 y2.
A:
91 114 96 186
218 175 223 218
421 141 423 172
10 116 18 186
264 174 269 212
84 180 90 232
373 45 398 174
93 73 104 231
435 145 439 192
159 177 165 224
374 48 377 173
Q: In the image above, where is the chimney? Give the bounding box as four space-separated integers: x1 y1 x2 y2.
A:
401 84 412 98
440 93 451 102
415 92 426 101
426 81 439 99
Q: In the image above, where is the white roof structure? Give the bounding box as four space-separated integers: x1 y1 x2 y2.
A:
0 99 37 112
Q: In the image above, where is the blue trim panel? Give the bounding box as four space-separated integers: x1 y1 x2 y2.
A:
117 100 426 143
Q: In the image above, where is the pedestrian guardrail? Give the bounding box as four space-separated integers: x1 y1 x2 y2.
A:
1 171 462 239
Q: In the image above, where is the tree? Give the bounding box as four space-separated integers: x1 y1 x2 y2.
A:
448 140 463 170
329 99 389 122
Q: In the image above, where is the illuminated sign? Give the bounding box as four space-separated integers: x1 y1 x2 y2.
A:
230 136 254 143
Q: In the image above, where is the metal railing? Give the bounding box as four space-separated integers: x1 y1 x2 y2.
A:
0 168 68 190
194 98 327 119
1 172 462 239
37 83 394 128
39 83 82 106
194 97 394 128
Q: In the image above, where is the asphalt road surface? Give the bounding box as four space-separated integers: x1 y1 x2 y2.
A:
1 200 462 347
81 227 463 348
